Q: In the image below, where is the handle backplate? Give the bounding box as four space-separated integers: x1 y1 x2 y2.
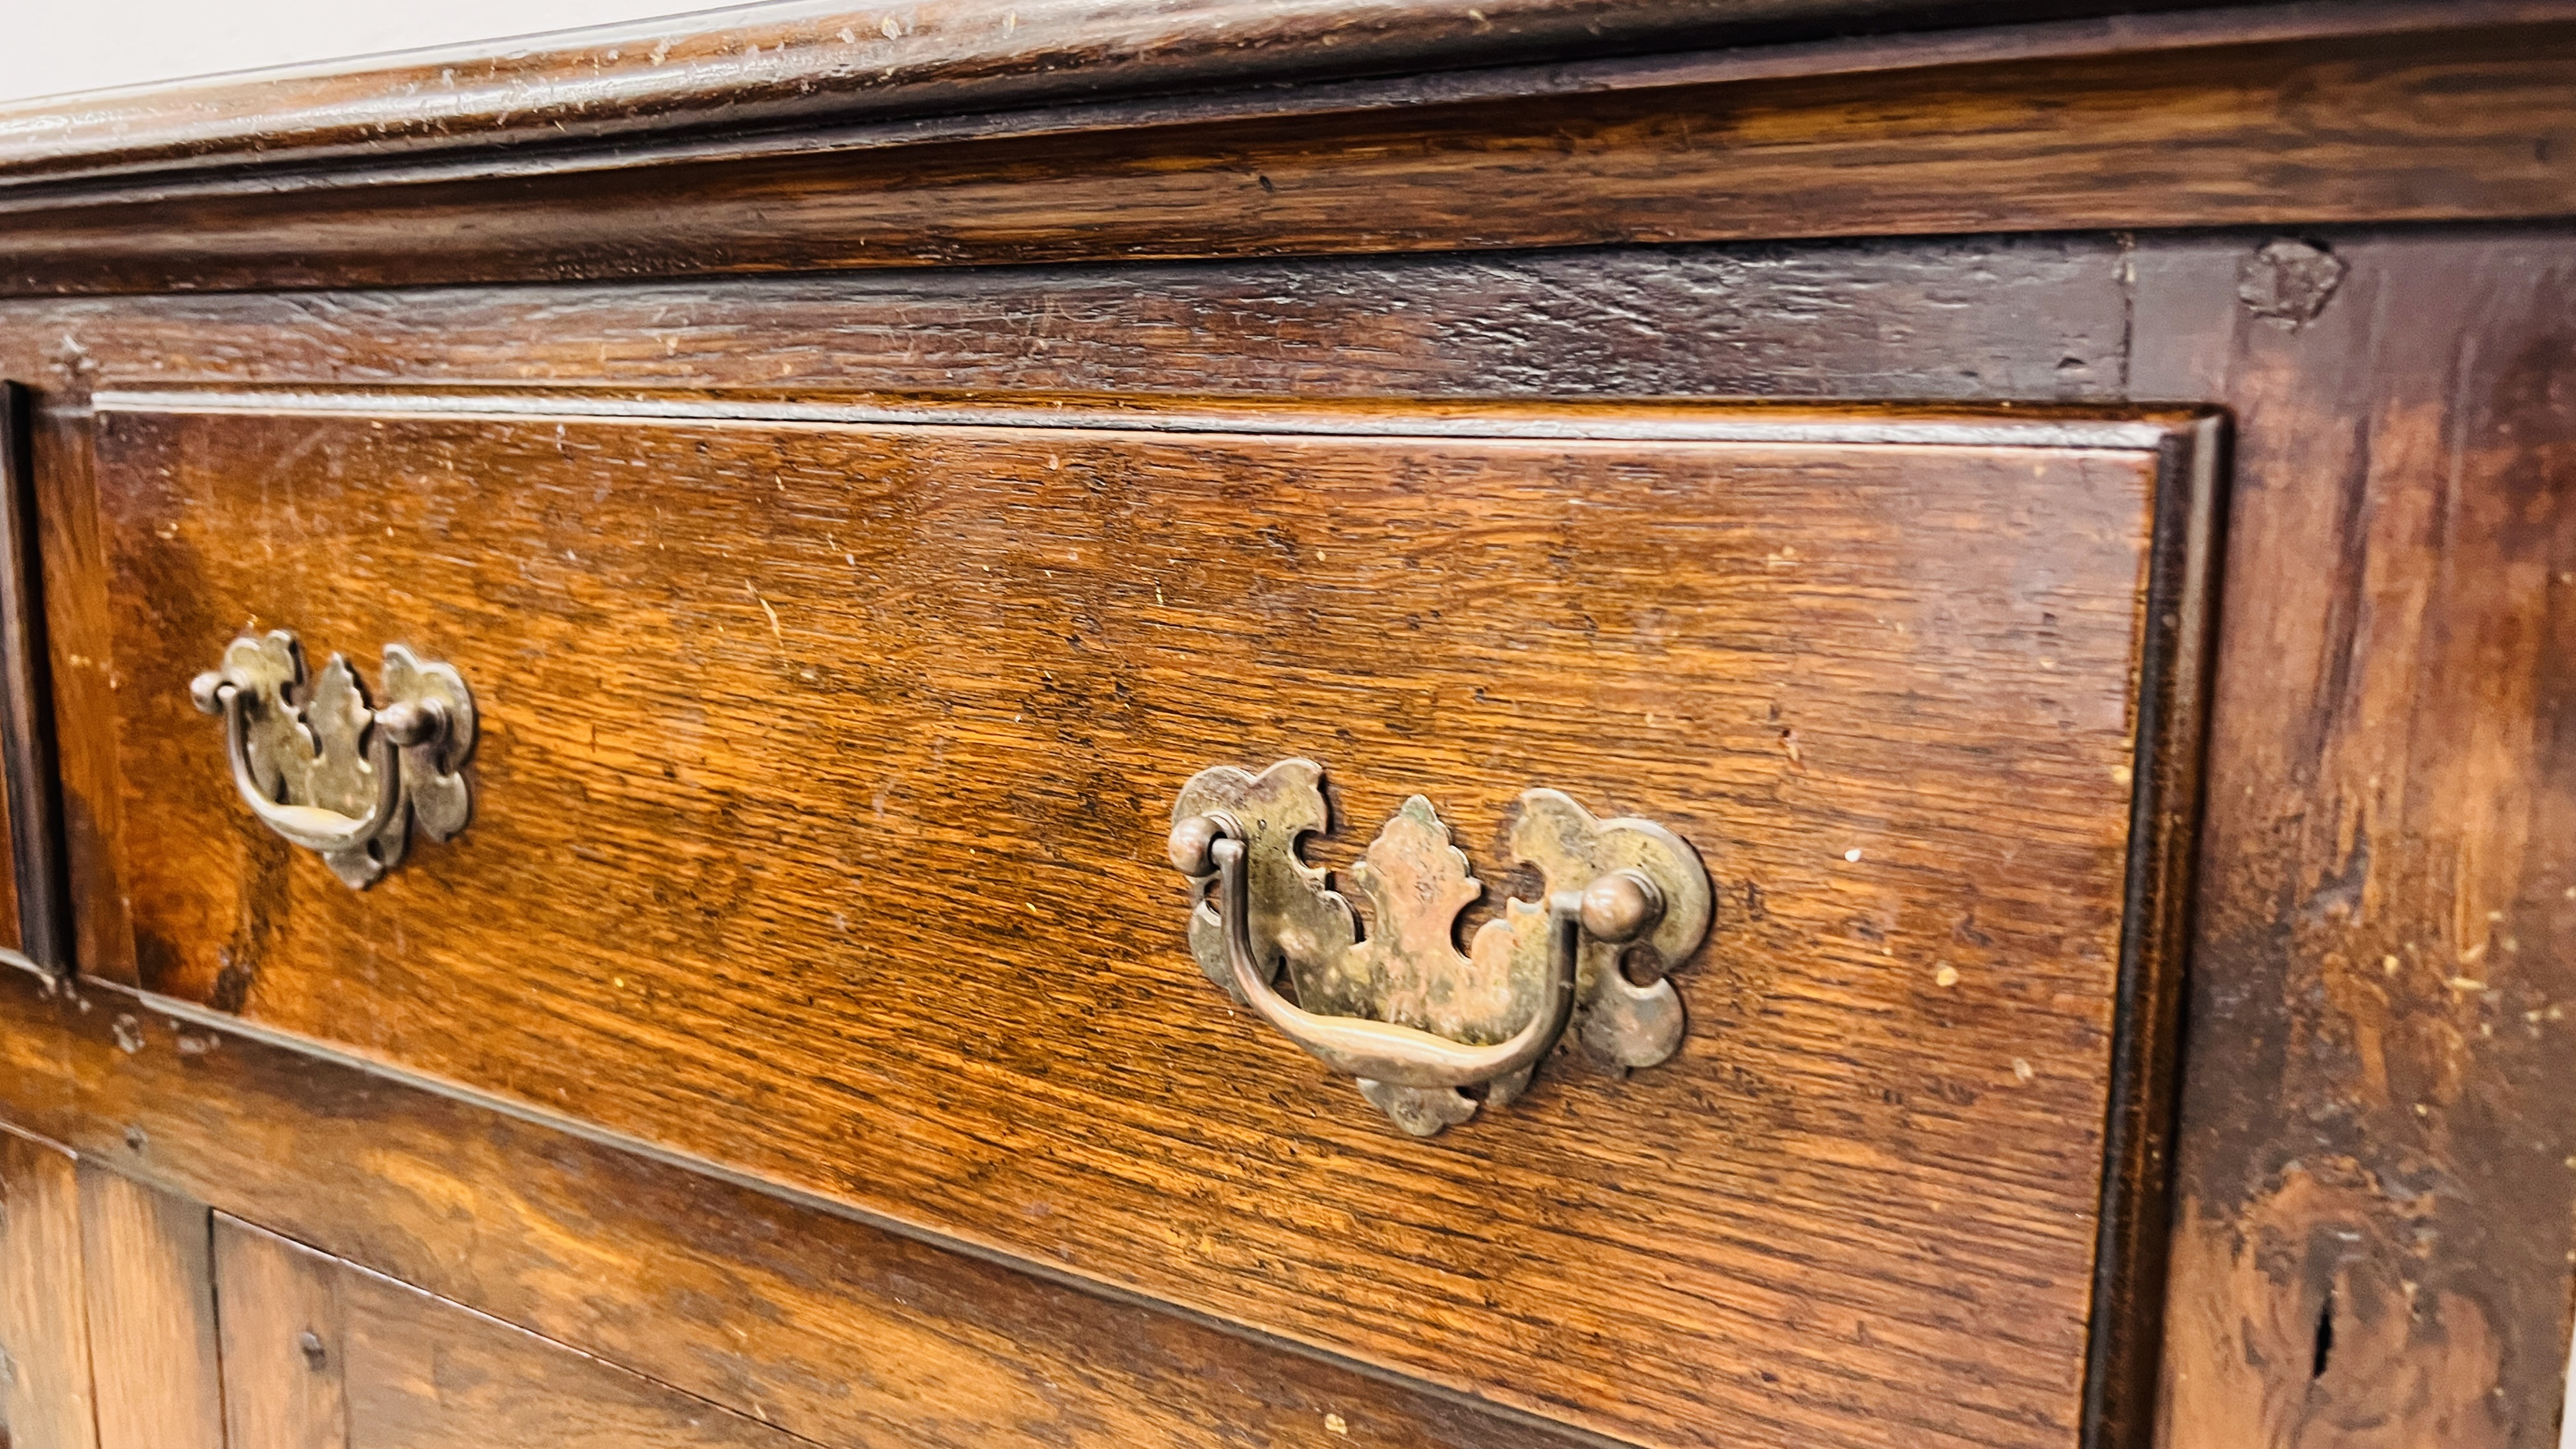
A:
1169 758 1709 1135
191 629 476 889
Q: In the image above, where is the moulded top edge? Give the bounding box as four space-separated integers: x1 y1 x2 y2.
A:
0 0 2554 201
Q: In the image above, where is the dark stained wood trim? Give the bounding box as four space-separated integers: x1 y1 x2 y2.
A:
0 958 1608 1449
0 236 2143 405
0 0 2398 192
1 12 2574 294
0 383 70 974
2083 415 2225 1449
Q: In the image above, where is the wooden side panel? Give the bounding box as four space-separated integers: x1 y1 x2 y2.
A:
2138 231 2576 1444
215 1214 347 1449
337 1251 816 1449
93 402 2184 1449
0 967 1590 1449
77 1165 222 1449
214 1216 828 1449
0 1128 94 1449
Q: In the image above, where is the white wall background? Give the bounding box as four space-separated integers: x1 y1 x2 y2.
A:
0 1 715 104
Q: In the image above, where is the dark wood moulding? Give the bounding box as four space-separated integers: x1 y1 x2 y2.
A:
0 383 70 974
0 0 2455 191
0 3 2571 293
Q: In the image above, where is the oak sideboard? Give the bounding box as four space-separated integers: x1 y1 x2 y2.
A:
1 4 2571 1447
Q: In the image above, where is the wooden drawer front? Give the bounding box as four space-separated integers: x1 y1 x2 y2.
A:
91 392 2208 1449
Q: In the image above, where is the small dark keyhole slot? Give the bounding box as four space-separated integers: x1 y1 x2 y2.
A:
2310 1288 2334 1379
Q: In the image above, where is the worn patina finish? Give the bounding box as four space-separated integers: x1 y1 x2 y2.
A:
1169 758 1709 1134
189 631 475 889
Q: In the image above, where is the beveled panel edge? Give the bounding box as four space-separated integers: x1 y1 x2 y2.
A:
2080 415 2225 1449
0 952 1618 1449
0 384 70 976
0 0 2494 198
90 385 2200 452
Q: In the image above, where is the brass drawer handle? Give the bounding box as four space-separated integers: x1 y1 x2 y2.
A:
1168 759 1709 1136
189 630 476 889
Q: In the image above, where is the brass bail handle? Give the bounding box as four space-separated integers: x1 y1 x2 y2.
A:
1163 758 1708 1135
189 629 478 890
1170 811 1664 1089
190 672 443 854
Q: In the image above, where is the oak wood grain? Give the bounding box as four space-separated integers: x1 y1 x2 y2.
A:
217 1215 820 1449
215 1209 349 1449
0 963 1595 1449
1 21 2571 295
0 1126 95 1449
0 971 73 1142
77 1163 223 1449
334 1241 825 1449
0 233 2138 971
0 231 2133 1443
4 238 2138 403
2136 231 2576 1446
88 395 2197 1449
